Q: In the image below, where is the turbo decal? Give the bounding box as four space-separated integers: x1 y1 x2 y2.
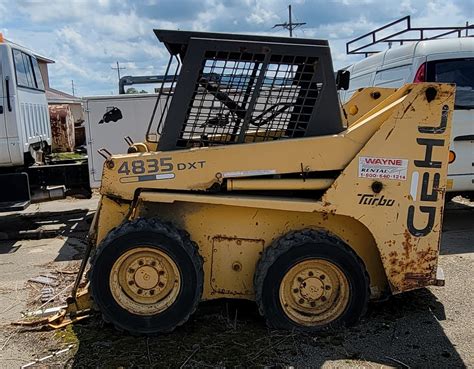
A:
357 194 395 206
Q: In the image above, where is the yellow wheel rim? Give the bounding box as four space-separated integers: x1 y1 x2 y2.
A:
279 259 350 326
109 247 181 316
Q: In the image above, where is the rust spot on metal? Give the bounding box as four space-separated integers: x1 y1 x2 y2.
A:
384 225 440 293
211 235 264 244
402 229 413 259
321 201 332 208
210 235 264 296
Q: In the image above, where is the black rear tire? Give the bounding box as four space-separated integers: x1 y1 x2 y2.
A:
254 229 369 332
89 218 203 335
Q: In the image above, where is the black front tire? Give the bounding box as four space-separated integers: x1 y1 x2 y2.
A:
89 218 203 335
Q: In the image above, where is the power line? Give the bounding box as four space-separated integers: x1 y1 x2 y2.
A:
272 4 306 37
111 61 126 82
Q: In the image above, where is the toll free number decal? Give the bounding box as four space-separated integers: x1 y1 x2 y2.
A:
358 156 408 181
117 157 205 183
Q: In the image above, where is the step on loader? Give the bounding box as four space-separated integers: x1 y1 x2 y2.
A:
55 30 454 334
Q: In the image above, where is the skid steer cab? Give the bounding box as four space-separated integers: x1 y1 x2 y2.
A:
61 30 454 335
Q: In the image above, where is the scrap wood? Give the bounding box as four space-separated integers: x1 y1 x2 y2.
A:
40 286 55 303
28 275 59 287
21 282 73 318
21 305 67 319
21 344 75 368
53 269 78 275
11 317 50 327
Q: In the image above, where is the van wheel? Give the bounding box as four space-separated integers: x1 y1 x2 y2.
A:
89 218 203 335
254 229 369 331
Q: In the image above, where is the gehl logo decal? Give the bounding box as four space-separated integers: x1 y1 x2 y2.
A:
407 104 448 237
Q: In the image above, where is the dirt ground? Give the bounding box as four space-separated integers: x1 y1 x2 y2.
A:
0 195 472 368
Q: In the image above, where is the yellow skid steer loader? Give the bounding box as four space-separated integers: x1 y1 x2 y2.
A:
59 30 453 335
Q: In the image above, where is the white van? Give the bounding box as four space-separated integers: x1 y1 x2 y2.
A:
0 35 51 167
340 38 474 198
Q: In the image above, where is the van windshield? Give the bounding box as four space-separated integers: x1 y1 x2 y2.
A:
429 59 474 109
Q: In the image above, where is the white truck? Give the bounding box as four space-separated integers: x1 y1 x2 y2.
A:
0 34 89 211
341 37 474 200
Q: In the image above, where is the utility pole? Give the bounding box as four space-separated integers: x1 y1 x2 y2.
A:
71 80 75 96
273 4 306 37
111 61 126 82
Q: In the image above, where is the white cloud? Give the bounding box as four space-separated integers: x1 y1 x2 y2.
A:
2 0 471 95
246 4 279 25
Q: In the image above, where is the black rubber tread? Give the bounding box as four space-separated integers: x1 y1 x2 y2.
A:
89 217 203 335
254 229 370 332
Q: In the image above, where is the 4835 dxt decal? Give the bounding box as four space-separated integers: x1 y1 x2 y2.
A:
116 157 206 184
407 104 449 237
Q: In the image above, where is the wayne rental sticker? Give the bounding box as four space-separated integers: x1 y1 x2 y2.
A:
358 156 408 180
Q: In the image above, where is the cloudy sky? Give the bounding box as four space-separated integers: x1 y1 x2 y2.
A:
1 0 472 96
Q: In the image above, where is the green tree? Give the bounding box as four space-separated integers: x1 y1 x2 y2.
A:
125 88 148 94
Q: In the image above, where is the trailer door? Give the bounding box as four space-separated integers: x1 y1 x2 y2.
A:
0 49 11 164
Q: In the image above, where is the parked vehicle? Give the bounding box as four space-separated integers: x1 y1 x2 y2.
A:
0 34 89 211
54 30 454 335
340 37 474 199
83 93 167 188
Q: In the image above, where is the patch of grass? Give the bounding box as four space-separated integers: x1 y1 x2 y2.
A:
54 324 79 345
50 152 86 161
67 300 305 367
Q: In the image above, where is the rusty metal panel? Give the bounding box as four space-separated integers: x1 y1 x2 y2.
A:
49 104 75 152
210 236 264 296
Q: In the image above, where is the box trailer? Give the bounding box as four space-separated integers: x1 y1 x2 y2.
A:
83 93 167 188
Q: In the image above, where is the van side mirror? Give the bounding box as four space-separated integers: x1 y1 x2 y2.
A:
336 70 350 91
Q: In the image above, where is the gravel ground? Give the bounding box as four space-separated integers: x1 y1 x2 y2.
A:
0 196 472 368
